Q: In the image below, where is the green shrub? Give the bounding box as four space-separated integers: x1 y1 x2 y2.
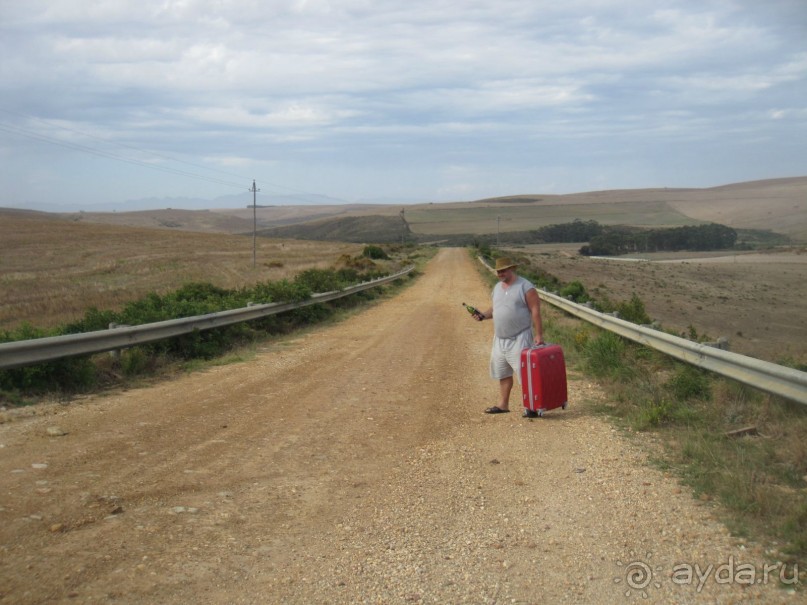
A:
520 268 562 292
635 399 675 428
252 279 311 304
616 294 651 324
1 322 53 343
559 280 589 303
667 364 711 400
0 355 96 393
120 347 150 376
295 268 346 292
173 282 229 302
582 331 626 378
362 245 389 260
63 307 119 334
473 241 492 259
336 268 361 284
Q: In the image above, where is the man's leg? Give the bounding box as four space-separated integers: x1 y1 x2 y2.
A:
498 375 514 409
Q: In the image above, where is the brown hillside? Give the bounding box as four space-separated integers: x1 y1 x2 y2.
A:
8 176 805 240
238 177 807 240
468 177 807 239
59 208 256 234
666 177 807 238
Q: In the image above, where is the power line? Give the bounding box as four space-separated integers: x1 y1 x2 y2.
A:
250 179 260 268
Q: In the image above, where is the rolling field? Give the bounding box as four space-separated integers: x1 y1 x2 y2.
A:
506 244 807 365
0 211 362 331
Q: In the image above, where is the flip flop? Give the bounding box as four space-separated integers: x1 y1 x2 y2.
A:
484 406 510 414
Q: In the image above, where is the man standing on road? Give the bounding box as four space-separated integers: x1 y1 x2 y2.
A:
471 257 544 417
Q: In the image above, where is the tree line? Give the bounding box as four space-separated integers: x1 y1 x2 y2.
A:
525 219 737 254
530 219 604 243
579 223 738 256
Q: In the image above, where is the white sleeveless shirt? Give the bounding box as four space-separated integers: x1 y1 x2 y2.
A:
491 276 535 339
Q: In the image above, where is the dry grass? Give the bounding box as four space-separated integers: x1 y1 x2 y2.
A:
0 211 362 331
510 244 807 366
534 290 807 561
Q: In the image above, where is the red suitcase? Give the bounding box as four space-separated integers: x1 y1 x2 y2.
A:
520 344 568 416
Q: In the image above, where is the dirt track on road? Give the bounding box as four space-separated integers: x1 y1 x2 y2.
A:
0 249 794 604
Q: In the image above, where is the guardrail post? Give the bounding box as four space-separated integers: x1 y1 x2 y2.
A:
705 337 730 351
108 323 131 359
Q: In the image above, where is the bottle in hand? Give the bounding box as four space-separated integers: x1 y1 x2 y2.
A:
462 302 484 320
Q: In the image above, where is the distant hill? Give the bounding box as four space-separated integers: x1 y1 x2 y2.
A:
258 215 411 244
5 192 352 213
5 176 804 242
248 177 807 242
665 177 807 239
56 208 256 234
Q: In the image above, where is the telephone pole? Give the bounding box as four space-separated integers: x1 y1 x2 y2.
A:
250 180 260 268
400 208 406 245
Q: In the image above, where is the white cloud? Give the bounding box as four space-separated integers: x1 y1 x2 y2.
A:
203 154 260 167
52 36 180 63
1 0 805 206
181 101 360 129
769 107 807 120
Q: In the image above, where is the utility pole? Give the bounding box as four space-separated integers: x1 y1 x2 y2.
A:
497 215 500 248
400 208 406 246
250 179 260 268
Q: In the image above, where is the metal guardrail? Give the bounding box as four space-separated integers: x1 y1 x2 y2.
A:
478 257 807 405
0 266 415 371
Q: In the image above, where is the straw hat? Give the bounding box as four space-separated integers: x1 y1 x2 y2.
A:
494 257 518 271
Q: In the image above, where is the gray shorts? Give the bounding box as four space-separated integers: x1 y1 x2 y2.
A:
489 329 533 380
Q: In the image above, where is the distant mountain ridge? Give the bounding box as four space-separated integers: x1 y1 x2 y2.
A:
4 192 356 214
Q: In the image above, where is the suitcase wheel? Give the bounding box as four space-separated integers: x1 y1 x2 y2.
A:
537 409 544 417
562 402 568 410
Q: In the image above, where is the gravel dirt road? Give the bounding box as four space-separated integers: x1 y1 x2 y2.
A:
0 248 799 604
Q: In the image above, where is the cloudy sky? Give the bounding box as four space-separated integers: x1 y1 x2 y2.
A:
1 0 806 210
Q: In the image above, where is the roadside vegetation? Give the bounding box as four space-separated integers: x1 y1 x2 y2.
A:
475 245 807 567
0 244 428 403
